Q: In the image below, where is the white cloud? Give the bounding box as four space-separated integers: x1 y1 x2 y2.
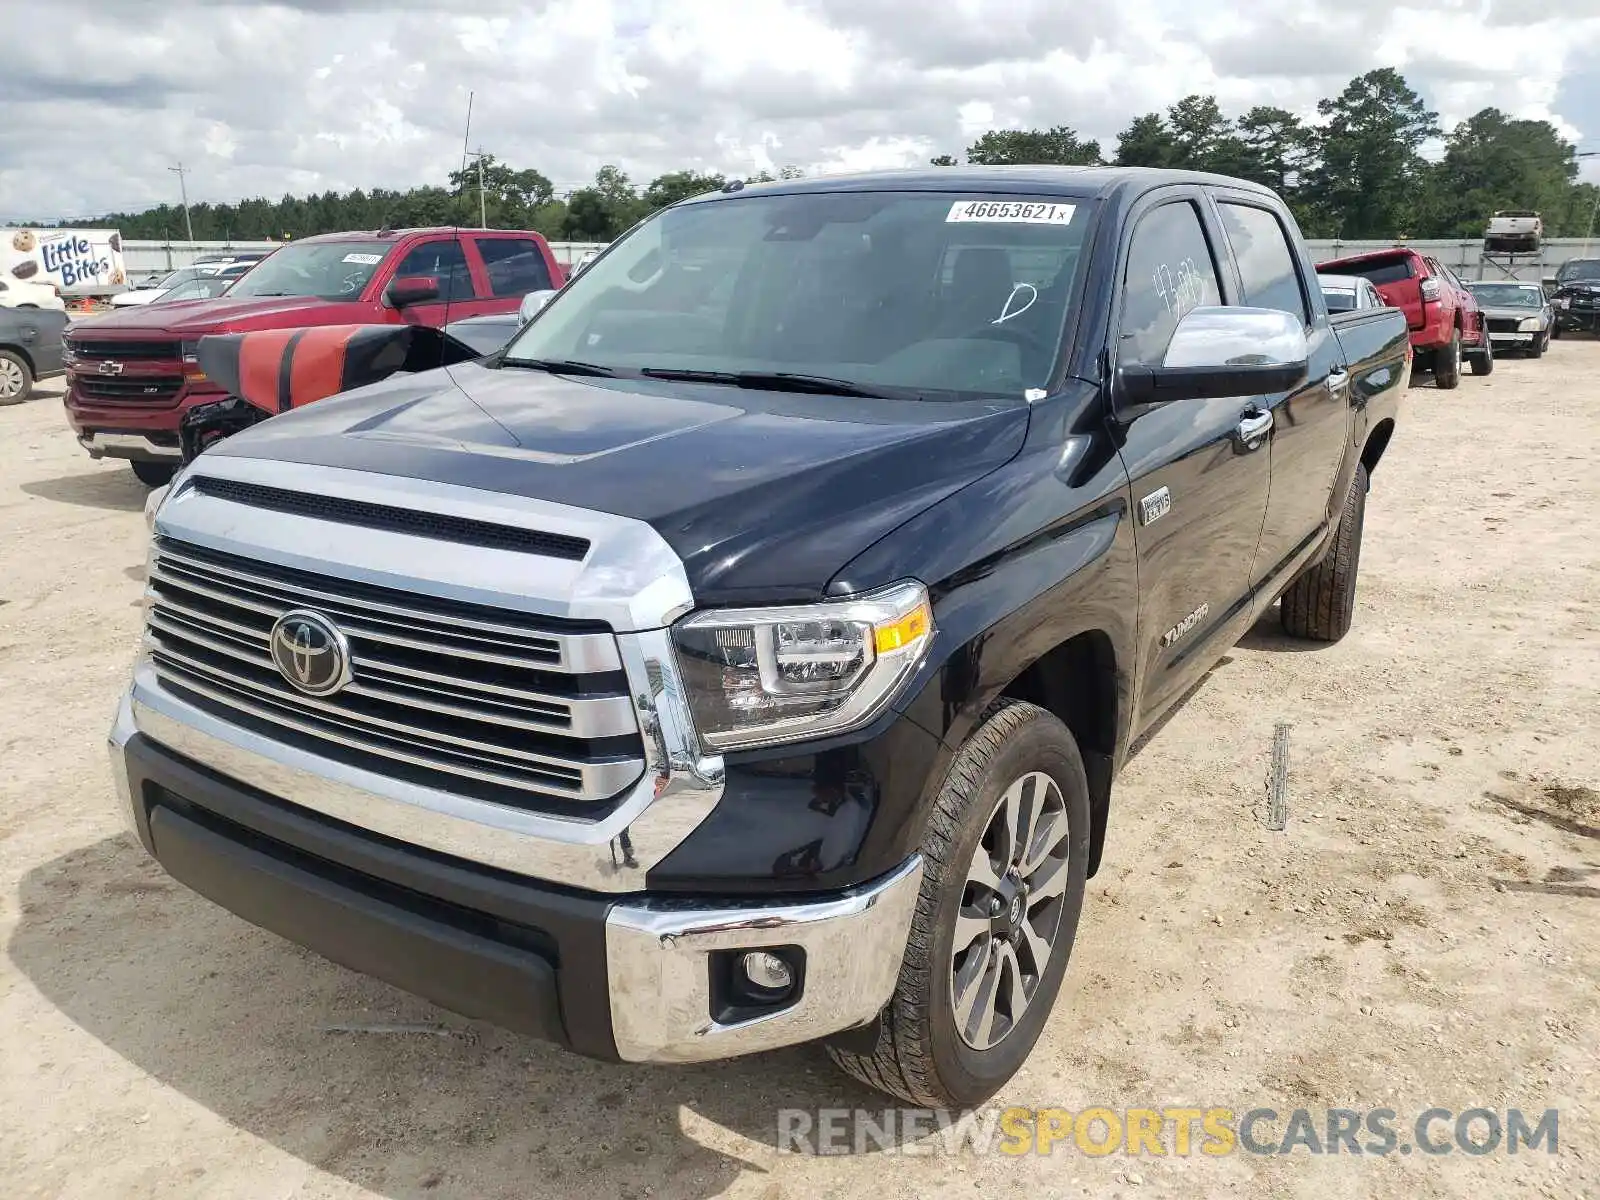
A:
0 0 1597 219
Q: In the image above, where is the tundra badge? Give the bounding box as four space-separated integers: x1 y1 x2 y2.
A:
1161 602 1209 648
1139 486 1172 526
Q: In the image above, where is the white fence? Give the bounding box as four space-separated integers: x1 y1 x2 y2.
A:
123 235 1596 285
123 239 608 275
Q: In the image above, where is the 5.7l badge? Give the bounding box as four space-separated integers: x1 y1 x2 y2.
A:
1139 486 1172 526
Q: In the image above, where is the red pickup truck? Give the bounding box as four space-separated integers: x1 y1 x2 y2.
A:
63 227 565 485
1317 247 1489 389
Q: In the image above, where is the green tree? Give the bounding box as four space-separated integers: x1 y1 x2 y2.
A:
1235 106 1316 195
1426 108 1583 237
1166 95 1250 175
643 170 727 210
966 126 1102 166
1115 113 1176 168
929 154 959 167
1308 68 1440 239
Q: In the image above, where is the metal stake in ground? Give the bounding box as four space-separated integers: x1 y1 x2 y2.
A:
1265 722 1291 831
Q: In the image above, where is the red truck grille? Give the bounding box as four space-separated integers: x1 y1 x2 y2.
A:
68 338 179 360
76 375 185 403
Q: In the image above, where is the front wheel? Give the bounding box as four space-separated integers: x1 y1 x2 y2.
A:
1528 332 1545 359
827 700 1091 1107
130 461 178 488
1433 330 1462 389
1468 337 1494 376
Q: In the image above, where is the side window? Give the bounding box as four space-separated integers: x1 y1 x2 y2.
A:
391 239 475 302
1118 201 1223 367
1217 202 1309 324
476 237 553 298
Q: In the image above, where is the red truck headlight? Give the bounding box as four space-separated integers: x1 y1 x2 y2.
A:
181 340 207 382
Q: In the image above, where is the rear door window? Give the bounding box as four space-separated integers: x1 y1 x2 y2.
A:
475 237 553 298
1217 202 1309 324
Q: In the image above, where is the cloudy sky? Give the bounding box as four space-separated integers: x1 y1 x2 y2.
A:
2 0 1598 221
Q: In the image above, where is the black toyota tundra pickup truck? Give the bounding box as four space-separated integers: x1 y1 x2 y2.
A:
111 167 1407 1107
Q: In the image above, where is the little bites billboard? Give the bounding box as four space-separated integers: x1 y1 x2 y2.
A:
4 228 127 295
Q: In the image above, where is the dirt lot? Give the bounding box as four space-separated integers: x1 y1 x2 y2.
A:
2 346 1597 1200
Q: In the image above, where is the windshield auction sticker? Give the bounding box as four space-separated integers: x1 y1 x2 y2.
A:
946 200 1076 224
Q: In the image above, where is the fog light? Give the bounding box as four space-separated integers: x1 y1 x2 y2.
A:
740 951 795 992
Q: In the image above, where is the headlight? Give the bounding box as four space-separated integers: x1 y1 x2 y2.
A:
180 339 208 382
671 580 934 751
1555 298 1570 310
1518 316 1543 331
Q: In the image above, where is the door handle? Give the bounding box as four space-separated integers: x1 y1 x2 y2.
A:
1236 409 1273 445
1328 370 1350 391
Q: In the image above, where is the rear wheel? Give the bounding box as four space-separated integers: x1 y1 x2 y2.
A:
1433 329 1462 389
1468 336 1494 376
1281 464 1368 643
827 699 1091 1108
129 461 178 488
0 350 32 405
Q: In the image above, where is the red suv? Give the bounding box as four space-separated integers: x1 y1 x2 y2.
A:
1317 247 1489 388
63 227 565 485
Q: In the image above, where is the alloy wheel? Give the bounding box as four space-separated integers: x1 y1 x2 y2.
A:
950 771 1072 1051
0 357 24 400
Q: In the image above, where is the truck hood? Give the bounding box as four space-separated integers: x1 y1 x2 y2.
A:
72 294 334 335
207 361 1031 603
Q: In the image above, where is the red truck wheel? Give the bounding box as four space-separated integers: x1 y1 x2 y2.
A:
1433 330 1462 389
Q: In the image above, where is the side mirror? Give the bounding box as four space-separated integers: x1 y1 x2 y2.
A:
518 289 556 323
385 276 441 308
1118 306 1309 409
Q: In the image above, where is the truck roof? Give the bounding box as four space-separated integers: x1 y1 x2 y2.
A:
679 165 1281 205
290 227 543 245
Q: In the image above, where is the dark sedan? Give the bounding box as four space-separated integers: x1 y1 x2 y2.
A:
0 306 68 404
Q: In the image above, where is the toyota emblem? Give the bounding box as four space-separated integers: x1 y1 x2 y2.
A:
269 609 351 696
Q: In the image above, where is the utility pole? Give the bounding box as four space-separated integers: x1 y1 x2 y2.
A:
467 147 491 228
168 162 194 244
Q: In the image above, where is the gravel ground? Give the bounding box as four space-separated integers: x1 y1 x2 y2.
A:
2 345 1597 1200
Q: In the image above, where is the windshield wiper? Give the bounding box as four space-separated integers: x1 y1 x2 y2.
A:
502 357 618 378
640 367 896 398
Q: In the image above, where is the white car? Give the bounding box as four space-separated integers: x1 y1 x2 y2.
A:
0 277 66 311
109 264 225 308
1317 273 1384 314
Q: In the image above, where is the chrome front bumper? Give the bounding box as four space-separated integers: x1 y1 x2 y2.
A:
79 432 182 462
108 692 922 1064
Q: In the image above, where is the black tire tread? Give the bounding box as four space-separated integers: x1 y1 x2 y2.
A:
1281 464 1368 642
1434 329 1462 389
827 698 1059 1106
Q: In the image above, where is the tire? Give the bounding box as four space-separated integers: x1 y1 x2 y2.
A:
1433 329 1462 389
1528 332 1545 359
1551 324 1562 341
0 349 33 405
1281 463 1368 643
827 699 1091 1108
130 461 178 488
1468 336 1494 376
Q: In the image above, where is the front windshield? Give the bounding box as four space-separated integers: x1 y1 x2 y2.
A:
225 242 390 300
1468 284 1543 307
503 190 1095 398
159 277 234 303
1558 259 1600 283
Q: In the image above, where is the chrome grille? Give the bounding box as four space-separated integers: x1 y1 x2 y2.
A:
144 537 645 813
